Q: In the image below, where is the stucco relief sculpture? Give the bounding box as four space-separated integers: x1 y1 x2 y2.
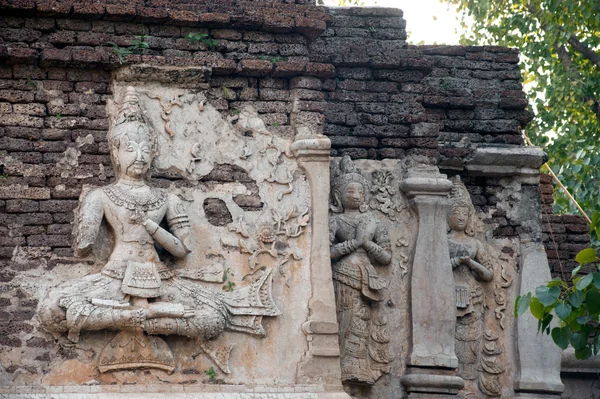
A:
329 156 393 385
448 177 510 398
38 87 280 373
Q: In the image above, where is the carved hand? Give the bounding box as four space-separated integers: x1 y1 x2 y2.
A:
356 219 377 247
129 209 148 225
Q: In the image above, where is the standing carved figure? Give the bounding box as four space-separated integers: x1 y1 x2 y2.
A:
38 87 279 373
448 177 504 397
329 156 392 385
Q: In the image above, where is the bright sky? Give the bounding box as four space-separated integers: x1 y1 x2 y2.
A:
324 0 464 45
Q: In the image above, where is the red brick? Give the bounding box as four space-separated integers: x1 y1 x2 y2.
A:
211 29 242 41
239 59 273 77
169 10 199 26
149 25 181 38
105 4 137 21
263 13 294 33
24 18 55 31
136 7 168 23
56 18 91 31
4 47 38 64
1 0 35 15
72 2 105 20
0 89 34 103
27 234 70 247
36 1 72 17
48 30 77 45
243 32 274 42
76 32 110 47
294 16 326 40
40 48 72 67
305 63 335 79
539 174 553 184
71 48 103 65
5 199 38 213
272 61 306 78
207 59 237 75
12 64 45 79
199 13 230 27
230 13 263 30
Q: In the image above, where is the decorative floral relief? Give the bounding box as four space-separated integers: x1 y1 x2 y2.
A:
147 91 184 137
369 170 407 221
261 138 295 201
229 206 308 286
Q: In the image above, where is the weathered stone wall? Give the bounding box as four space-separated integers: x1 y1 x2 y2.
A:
0 0 333 384
0 2 580 398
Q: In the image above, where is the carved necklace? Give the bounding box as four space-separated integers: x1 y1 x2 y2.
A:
103 183 167 212
338 213 365 228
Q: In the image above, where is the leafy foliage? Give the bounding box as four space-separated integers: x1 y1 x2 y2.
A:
107 36 151 63
205 366 217 380
185 32 218 49
516 211 600 359
446 0 600 216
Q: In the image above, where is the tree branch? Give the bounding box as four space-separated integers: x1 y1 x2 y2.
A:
555 44 581 79
568 34 600 69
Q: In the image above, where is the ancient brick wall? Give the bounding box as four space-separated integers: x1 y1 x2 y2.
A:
0 0 576 384
308 7 532 162
538 173 592 277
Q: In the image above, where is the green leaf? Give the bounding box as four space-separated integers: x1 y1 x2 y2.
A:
554 301 572 319
529 297 546 319
575 346 592 360
569 290 584 308
576 248 598 265
577 315 592 324
593 273 600 289
535 285 561 307
586 289 600 314
551 326 572 349
571 265 582 277
515 293 531 317
540 313 553 334
571 332 587 351
576 274 593 291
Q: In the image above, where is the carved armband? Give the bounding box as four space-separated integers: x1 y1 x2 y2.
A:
167 211 191 233
331 239 360 259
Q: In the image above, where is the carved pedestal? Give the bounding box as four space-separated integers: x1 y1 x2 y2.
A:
399 167 464 396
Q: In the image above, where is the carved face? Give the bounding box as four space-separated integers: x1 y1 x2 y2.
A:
340 181 365 210
448 205 471 232
116 127 154 179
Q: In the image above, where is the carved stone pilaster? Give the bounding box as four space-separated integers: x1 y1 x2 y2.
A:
291 136 348 397
400 167 464 396
514 240 564 398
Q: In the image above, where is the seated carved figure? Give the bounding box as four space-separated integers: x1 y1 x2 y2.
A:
38 87 279 372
